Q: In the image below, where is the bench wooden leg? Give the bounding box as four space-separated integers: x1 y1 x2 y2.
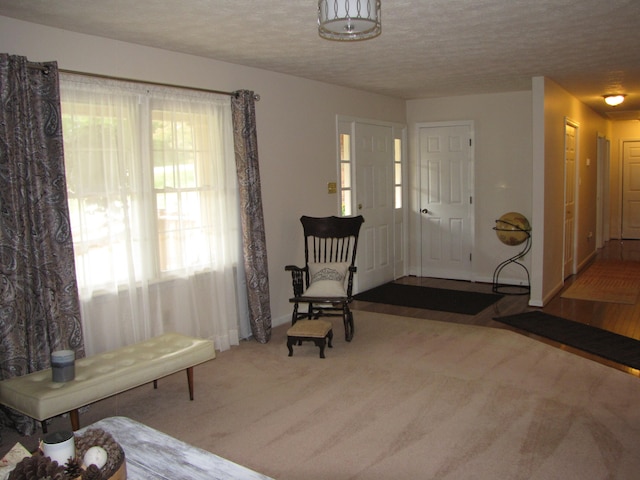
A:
154 370 193 399
70 409 80 431
186 367 194 400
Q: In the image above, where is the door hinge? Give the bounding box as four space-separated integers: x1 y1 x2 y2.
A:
470 196 473 204
469 138 472 146
469 253 472 261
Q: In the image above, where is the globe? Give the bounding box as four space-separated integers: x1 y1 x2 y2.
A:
494 212 531 246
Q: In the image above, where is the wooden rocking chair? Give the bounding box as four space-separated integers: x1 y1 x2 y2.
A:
285 215 364 342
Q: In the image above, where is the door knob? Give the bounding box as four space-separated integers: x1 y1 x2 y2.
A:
421 208 429 214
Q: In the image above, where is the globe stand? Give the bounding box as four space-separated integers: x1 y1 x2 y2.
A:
492 220 531 295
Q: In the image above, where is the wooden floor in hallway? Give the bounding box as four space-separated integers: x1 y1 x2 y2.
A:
352 239 640 379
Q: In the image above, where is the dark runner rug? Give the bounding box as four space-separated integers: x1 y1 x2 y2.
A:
495 311 640 370
354 282 503 315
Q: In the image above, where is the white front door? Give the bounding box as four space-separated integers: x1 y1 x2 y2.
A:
564 122 577 278
354 122 395 291
418 122 473 280
622 140 640 239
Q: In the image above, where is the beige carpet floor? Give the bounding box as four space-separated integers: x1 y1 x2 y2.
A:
2 311 640 479
561 260 640 304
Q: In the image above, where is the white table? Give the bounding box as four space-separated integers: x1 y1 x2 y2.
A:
78 417 273 480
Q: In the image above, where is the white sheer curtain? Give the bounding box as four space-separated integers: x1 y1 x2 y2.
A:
60 73 249 355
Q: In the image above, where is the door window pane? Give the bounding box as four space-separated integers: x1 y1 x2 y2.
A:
394 138 402 209
340 133 353 216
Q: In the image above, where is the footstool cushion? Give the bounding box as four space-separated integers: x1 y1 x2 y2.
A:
287 320 333 358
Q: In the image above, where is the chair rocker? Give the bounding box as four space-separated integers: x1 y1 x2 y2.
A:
285 215 364 342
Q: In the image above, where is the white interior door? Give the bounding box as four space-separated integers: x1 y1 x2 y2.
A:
596 134 610 248
354 122 394 291
622 140 640 238
418 122 473 280
564 121 577 278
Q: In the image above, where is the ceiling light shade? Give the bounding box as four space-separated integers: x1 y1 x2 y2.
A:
318 0 381 41
604 94 625 106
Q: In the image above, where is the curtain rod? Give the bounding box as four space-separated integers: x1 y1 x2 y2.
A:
28 63 260 101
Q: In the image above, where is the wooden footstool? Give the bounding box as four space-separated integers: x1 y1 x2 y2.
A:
287 320 333 358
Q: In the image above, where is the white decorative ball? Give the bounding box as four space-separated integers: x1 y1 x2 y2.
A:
83 446 108 469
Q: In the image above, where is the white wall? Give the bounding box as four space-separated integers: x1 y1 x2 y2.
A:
0 16 407 328
406 91 533 286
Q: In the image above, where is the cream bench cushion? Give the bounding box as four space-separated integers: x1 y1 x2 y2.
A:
0 333 215 429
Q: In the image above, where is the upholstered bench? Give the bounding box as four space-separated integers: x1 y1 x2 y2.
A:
0 333 215 432
287 320 333 358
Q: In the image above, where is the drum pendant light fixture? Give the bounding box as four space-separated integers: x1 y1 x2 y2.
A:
318 0 382 41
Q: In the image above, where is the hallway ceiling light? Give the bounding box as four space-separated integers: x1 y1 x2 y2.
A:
318 0 381 41
604 94 626 106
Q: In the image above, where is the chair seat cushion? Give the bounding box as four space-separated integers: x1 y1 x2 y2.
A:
304 280 347 297
287 320 333 338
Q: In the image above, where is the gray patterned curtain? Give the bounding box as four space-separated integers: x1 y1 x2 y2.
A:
0 54 84 435
231 91 271 343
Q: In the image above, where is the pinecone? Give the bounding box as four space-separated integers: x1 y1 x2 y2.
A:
64 457 83 478
8 454 67 480
80 464 102 480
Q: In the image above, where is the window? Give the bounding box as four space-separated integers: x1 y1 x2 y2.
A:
339 133 352 216
151 103 234 273
394 137 403 208
60 74 243 354
62 79 237 288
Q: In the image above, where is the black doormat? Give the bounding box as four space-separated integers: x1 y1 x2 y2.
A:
495 311 640 370
354 282 503 315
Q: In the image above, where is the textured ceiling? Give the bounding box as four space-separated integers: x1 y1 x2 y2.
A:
1 0 639 119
